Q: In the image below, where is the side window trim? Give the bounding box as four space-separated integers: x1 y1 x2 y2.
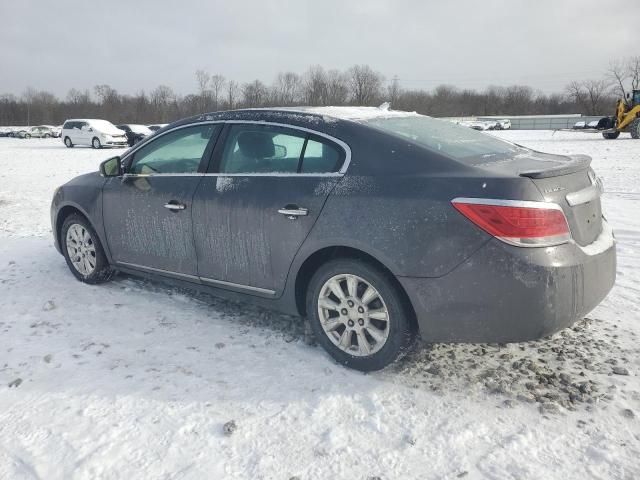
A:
120 120 352 177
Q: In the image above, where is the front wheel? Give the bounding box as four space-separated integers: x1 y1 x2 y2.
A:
64 137 74 148
306 259 414 371
61 214 113 284
630 118 640 139
92 137 102 149
602 131 620 139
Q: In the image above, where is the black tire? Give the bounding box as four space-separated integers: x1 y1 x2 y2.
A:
64 136 74 148
630 118 640 139
602 131 620 139
44 133 51 138
61 213 114 284
306 258 414 371
92 137 102 149
25 134 31 139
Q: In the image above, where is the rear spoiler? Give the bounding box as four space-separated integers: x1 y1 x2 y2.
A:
519 154 592 179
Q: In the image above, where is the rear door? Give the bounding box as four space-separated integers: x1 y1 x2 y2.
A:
102 123 222 277
192 122 348 295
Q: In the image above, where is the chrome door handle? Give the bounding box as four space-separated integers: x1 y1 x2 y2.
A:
278 207 308 219
164 202 186 211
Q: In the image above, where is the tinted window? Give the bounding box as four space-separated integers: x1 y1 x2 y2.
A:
364 116 525 164
220 125 306 174
301 137 343 173
129 124 219 175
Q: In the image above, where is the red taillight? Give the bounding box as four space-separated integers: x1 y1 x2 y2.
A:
452 198 571 247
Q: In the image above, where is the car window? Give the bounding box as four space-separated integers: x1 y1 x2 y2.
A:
129 124 220 175
219 124 306 174
301 137 343 173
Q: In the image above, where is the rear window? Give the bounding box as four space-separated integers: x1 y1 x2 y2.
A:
364 116 526 164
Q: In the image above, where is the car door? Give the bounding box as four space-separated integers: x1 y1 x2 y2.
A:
102 123 222 277
192 122 348 295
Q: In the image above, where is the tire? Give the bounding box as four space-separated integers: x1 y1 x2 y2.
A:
25 134 31 139
64 136 74 148
602 131 620 139
92 137 102 149
44 133 51 138
61 214 113 284
306 258 414 371
630 118 640 139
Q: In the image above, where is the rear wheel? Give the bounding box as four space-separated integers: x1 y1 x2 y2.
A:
306 258 413 371
602 131 620 139
64 136 73 148
44 133 51 138
92 137 102 149
630 118 640 139
61 214 113 284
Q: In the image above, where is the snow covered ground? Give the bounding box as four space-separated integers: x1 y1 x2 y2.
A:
0 131 638 479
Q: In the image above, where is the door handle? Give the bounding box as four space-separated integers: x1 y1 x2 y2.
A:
278 206 308 219
164 201 186 211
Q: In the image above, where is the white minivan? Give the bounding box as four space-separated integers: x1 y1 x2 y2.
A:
61 119 128 148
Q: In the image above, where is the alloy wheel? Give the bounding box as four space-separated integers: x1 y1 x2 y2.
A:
66 223 97 276
317 274 390 356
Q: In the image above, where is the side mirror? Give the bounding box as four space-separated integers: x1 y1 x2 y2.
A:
99 156 122 177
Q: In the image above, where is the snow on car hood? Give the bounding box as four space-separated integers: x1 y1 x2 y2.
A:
88 120 125 135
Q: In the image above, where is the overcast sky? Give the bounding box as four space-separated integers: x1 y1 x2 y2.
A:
1 0 638 98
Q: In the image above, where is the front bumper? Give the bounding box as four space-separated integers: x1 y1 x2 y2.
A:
399 221 616 343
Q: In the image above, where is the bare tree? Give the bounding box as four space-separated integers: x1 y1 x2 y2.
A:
302 65 328 106
347 65 384 105
325 69 349 105
608 59 629 98
629 56 640 91
566 79 610 115
583 79 610 115
387 76 402 107
242 80 268 107
227 80 239 109
210 74 226 110
273 72 301 105
195 69 210 111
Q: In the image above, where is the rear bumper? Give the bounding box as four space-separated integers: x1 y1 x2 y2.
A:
399 221 616 343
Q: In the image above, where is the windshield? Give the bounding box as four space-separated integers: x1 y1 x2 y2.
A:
364 115 526 164
129 124 153 135
89 120 122 134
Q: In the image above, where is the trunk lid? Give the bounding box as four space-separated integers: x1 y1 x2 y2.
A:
476 150 603 246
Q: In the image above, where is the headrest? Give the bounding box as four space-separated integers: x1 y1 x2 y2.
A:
237 131 275 159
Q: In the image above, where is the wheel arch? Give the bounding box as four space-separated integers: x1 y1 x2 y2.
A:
293 245 418 333
55 203 99 252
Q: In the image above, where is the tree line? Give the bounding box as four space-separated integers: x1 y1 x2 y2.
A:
1 58 638 126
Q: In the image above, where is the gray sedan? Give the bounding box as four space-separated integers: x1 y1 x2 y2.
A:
50 107 616 371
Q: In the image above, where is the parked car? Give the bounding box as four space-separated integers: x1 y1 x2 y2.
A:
16 125 56 138
148 124 168 132
116 124 153 147
573 121 587 129
494 119 512 130
50 107 616 371
61 119 128 148
44 125 62 138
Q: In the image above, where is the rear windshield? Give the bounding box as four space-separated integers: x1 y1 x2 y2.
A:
363 116 526 164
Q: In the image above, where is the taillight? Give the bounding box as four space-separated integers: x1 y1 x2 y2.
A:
451 198 571 247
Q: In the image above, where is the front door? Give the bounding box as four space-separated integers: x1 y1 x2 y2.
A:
192 123 347 295
103 124 221 277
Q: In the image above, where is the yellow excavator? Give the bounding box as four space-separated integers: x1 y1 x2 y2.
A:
599 89 640 139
